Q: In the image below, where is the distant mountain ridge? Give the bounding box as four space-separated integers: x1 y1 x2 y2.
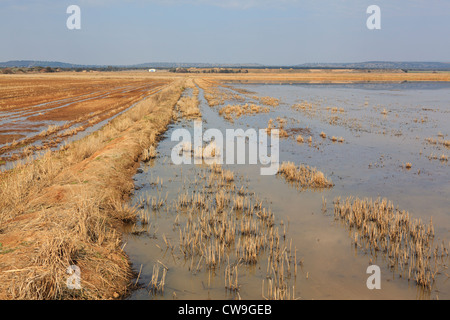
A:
1 60 449 70
130 62 263 69
294 61 450 70
0 60 87 68
0 60 263 69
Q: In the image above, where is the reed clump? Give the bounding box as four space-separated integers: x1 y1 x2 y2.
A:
197 80 244 107
219 103 269 122
176 80 201 119
277 161 333 189
39 124 61 137
174 163 298 299
253 96 280 107
265 118 288 138
224 263 240 292
334 197 449 290
148 264 167 295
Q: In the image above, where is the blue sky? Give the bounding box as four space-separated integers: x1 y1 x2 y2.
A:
1 0 449 65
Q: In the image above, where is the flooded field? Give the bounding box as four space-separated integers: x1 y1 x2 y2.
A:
124 80 449 300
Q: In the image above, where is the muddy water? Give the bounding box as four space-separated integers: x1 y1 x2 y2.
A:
124 82 449 300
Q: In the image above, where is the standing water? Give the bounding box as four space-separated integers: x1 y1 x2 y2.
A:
123 81 450 300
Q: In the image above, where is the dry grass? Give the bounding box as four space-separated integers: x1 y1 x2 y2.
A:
265 118 289 138
278 161 333 189
196 79 244 107
219 103 269 122
334 197 449 290
176 79 201 119
148 264 167 295
252 96 280 107
39 125 61 137
174 163 298 299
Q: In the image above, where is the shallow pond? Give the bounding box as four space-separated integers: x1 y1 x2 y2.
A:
124 81 449 300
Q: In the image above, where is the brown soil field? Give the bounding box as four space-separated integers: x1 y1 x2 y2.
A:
0 73 171 164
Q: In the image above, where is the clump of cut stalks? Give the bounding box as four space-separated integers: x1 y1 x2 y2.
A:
197 80 244 107
147 264 167 295
253 96 280 107
278 161 333 189
224 263 240 292
174 163 298 299
334 197 449 290
266 118 288 138
219 103 269 122
176 79 201 119
179 140 221 161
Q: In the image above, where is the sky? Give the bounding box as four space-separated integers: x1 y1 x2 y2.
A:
1 0 449 65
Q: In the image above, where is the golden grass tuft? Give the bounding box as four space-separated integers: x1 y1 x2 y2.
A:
219 103 269 122
277 161 333 189
334 197 448 290
176 80 201 120
265 118 288 138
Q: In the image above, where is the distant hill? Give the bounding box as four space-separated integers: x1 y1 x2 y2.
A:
0 60 87 68
293 61 450 70
1 60 449 70
0 60 262 69
129 62 263 69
